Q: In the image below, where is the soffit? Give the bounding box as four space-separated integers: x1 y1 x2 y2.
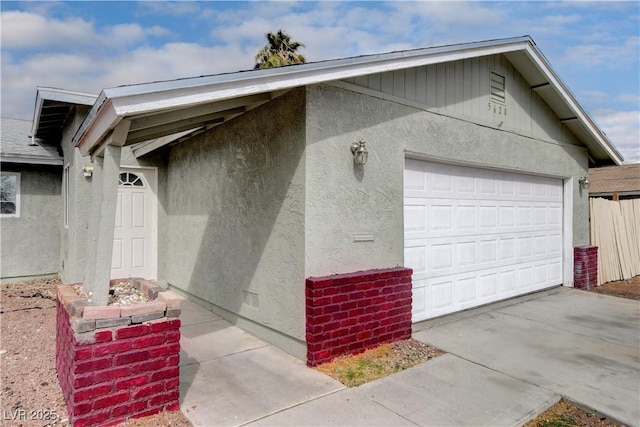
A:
32 88 97 142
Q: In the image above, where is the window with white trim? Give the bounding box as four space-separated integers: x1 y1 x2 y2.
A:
63 166 70 228
1 172 20 217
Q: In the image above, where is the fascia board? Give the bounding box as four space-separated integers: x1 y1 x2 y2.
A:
0 155 63 166
73 38 530 155
106 41 531 117
34 87 97 105
31 91 46 140
32 86 98 137
76 98 121 156
522 45 623 165
74 35 621 165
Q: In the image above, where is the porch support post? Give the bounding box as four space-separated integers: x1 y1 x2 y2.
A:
84 155 104 290
84 121 130 305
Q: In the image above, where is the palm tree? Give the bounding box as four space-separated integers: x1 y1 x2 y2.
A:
254 30 306 69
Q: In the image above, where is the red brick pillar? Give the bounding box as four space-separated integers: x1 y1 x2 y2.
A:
574 246 598 290
305 267 413 367
56 283 182 426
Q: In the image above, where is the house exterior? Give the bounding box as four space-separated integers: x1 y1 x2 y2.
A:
588 164 640 200
1 117 64 278
2 37 622 361
587 164 640 284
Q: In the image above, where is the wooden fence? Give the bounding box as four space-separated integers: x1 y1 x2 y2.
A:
589 198 640 284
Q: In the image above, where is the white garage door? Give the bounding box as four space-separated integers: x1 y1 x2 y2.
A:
404 159 563 322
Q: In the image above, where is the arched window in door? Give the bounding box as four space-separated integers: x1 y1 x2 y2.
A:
118 172 145 187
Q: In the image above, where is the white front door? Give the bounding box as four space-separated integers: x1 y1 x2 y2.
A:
404 159 563 322
111 168 157 280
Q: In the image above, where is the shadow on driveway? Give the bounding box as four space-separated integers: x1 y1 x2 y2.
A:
413 287 640 426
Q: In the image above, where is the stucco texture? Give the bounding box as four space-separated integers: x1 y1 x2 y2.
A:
60 107 168 285
164 89 306 343
304 84 590 278
1 165 61 278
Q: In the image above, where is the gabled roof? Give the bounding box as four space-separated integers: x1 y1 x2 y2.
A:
32 87 97 142
70 36 621 165
0 118 63 165
588 164 640 197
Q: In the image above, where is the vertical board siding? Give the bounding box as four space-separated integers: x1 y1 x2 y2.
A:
381 71 394 95
405 67 416 102
415 65 427 105
426 64 437 107
463 58 473 118
368 73 381 92
343 53 573 144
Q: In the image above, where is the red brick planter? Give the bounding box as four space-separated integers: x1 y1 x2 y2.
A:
305 267 413 367
56 281 182 426
574 246 598 290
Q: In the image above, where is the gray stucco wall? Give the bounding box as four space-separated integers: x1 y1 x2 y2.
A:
164 89 307 356
304 84 590 278
1 164 61 278
60 107 94 283
61 107 168 284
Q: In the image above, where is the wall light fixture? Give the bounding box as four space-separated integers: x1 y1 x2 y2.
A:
350 139 368 166
83 165 94 178
578 176 590 190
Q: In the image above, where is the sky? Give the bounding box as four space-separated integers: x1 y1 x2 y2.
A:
1 1 639 163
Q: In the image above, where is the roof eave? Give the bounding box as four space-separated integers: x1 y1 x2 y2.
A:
31 87 98 143
0 155 63 166
516 45 623 165
71 35 622 165
74 37 535 155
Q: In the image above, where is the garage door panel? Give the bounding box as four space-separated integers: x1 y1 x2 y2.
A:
404 205 427 232
405 160 563 322
410 233 561 280
407 164 563 202
411 259 560 321
405 199 562 239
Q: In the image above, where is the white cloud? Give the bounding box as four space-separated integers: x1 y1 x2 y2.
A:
616 93 640 105
558 36 639 69
1 0 637 168
593 109 640 164
394 1 502 26
544 14 581 25
0 10 97 49
137 1 203 17
103 23 171 46
100 42 253 85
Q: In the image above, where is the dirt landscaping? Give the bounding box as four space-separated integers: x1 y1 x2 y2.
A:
590 275 640 300
524 398 624 427
0 276 191 427
1 275 637 426
316 339 443 387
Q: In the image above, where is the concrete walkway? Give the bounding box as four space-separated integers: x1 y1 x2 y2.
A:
179 287 640 426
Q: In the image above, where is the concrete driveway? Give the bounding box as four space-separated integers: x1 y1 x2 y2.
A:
413 287 640 426
178 287 639 426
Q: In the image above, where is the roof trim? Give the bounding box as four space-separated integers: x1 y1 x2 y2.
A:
72 36 623 164
589 191 640 198
0 154 63 166
32 87 97 142
515 46 622 165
